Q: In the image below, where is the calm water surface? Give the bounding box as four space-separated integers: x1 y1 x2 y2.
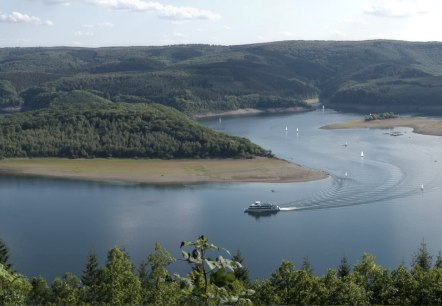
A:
1 109 442 280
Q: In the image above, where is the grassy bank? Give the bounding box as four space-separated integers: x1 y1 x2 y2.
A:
321 117 442 136
0 157 327 184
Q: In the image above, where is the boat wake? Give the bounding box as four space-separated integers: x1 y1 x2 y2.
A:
279 207 298 211
276 156 442 212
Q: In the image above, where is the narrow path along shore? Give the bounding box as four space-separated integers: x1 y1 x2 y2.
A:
0 157 328 185
321 116 442 136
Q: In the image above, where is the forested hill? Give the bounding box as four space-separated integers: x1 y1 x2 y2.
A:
2 40 442 114
0 102 269 158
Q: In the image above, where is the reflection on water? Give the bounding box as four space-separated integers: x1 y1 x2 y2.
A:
1 109 442 280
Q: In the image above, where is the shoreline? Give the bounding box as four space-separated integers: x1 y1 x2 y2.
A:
192 106 313 119
0 157 328 185
321 116 442 136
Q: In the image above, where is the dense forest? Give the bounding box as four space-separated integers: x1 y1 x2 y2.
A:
2 236 442 305
0 102 268 159
1 40 442 114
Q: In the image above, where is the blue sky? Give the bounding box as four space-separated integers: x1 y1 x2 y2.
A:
0 0 441 47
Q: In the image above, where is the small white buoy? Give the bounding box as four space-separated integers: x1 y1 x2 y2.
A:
345 171 348 177
344 141 348 147
296 127 299 132
421 184 424 191
361 151 364 158
285 126 288 131
322 105 325 111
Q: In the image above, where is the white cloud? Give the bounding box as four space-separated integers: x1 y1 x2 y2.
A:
280 31 295 38
223 25 232 30
36 0 221 20
83 21 114 28
97 21 114 28
364 0 430 18
330 29 346 37
344 17 368 25
74 30 94 36
42 0 71 3
173 32 188 38
0 11 54 25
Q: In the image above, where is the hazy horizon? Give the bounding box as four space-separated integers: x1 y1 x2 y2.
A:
1 0 442 48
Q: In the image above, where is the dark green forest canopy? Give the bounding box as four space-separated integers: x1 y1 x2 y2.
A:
2 40 442 113
0 103 269 158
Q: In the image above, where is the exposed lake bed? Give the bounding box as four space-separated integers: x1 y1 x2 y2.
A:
1 109 442 281
322 116 442 136
0 157 327 184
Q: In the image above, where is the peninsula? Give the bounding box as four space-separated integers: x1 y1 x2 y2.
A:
0 157 327 184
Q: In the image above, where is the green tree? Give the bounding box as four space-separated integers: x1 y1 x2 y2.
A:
0 239 11 271
81 252 100 304
390 264 417 304
0 263 32 305
301 256 314 275
435 251 442 269
269 260 297 304
28 276 51 305
337 256 351 278
353 253 388 303
97 247 142 304
319 269 368 305
413 239 433 271
139 242 177 304
232 249 250 284
50 273 82 305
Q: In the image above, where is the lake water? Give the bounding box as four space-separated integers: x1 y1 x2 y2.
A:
1 109 442 281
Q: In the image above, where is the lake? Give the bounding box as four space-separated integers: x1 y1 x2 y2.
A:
1 109 442 281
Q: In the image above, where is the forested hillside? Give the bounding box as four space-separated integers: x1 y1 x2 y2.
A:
0 102 268 158
2 40 442 114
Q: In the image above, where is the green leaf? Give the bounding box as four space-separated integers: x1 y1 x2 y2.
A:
181 250 190 260
204 259 218 271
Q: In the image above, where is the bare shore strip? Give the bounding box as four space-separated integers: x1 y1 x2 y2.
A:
192 106 312 119
322 117 442 136
0 157 328 185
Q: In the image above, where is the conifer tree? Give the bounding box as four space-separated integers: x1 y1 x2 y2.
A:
337 256 351 278
413 240 432 271
301 257 314 275
232 249 250 284
435 251 442 269
0 238 11 270
82 252 100 303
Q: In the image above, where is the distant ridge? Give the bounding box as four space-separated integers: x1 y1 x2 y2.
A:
1 40 442 114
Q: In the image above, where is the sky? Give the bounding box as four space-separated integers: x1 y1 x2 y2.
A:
0 0 441 47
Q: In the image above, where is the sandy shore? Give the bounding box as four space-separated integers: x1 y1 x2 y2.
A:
321 117 442 136
0 157 328 185
192 106 312 119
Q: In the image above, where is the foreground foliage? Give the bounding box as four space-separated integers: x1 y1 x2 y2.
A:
0 102 269 159
1 237 442 305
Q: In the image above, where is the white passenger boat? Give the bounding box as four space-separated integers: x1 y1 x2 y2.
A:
244 201 280 213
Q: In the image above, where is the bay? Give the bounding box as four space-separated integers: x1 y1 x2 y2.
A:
1 109 442 281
